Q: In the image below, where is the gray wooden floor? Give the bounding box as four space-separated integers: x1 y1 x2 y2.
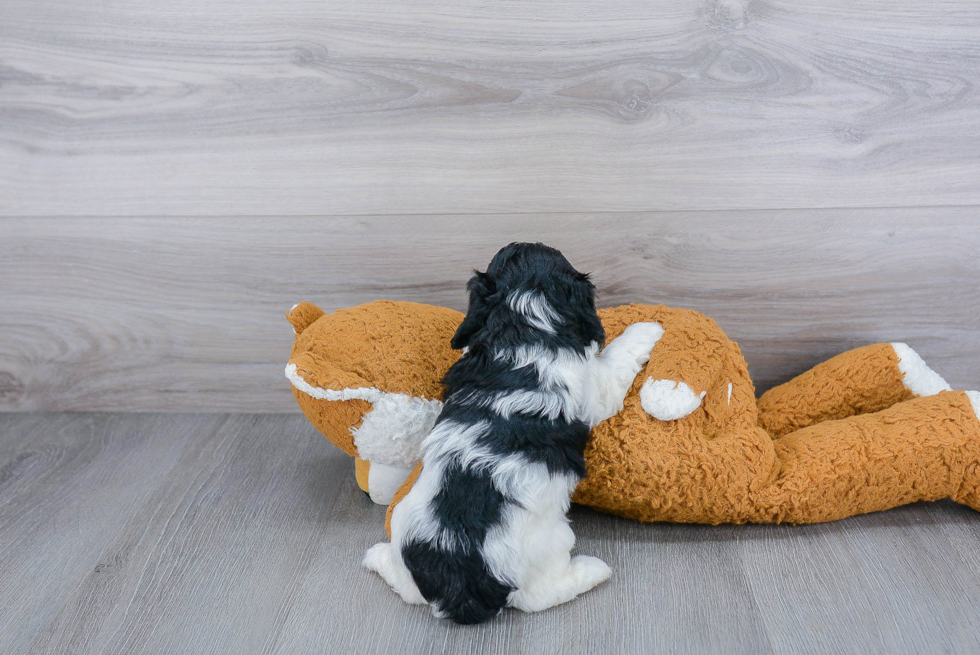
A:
4 413 980 654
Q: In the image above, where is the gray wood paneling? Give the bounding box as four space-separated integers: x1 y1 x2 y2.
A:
2 412 980 654
2 0 980 215
2 211 978 412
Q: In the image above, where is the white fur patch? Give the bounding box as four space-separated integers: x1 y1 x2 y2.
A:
727 382 733 405
640 379 706 421
891 343 952 397
285 363 442 469
507 290 561 334
966 390 980 423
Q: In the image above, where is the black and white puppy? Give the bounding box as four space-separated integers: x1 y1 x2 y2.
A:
364 242 663 624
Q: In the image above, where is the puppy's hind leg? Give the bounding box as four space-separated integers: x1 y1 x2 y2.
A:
363 542 428 605
509 554 612 613
503 513 612 613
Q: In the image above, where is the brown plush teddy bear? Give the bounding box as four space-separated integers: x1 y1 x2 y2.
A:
285 300 980 529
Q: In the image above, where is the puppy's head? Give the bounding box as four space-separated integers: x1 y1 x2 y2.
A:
451 242 605 350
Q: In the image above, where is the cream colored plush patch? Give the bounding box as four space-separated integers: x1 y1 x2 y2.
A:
891 343 952 396
639 379 706 421
351 393 443 468
285 363 384 403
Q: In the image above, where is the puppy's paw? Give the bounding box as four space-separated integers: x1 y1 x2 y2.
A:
363 542 428 605
640 378 705 421
570 555 613 590
617 322 665 364
362 542 391 572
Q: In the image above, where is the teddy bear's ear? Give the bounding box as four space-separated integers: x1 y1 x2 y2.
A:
286 302 326 336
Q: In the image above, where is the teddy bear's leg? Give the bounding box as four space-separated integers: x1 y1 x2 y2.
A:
753 390 980 522
635 319 726 422
757 343 951 439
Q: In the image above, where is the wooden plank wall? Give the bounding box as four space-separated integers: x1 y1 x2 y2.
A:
2 0 979 412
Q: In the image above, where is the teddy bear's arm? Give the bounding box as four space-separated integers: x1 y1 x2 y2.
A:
638 325 726 421
757 343 951 438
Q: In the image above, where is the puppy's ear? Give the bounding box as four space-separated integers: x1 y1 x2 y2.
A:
568 273 605 346
451 271 497 350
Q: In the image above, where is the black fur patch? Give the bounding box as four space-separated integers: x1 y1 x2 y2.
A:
402 464 514 624
451 242 605 354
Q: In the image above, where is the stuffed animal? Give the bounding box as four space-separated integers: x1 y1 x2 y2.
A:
286 301 980 527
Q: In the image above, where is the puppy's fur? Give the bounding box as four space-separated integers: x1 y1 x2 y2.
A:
364 243 663 624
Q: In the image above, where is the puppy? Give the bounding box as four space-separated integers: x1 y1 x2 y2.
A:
364 242 664 624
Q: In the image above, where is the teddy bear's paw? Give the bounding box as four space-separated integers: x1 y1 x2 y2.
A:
892 343 952 396
640 378 706 421
361 461 416 505
967 391 980 423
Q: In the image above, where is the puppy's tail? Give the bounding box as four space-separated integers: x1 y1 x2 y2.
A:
401 540 513 625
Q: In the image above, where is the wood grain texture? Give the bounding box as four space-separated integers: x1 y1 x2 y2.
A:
2 210 978 412
2 0 980 215
0 413 232 652
2 412 980 654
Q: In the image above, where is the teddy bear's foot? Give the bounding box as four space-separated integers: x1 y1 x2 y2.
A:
891 343 952 396
508 555 612 613
355 457 416 505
